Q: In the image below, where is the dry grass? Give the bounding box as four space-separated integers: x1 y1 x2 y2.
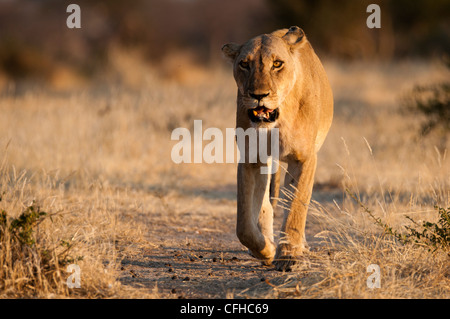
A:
0 153 154 298
0 54 449 298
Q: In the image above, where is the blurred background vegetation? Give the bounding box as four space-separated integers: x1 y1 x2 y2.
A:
0 0 448 88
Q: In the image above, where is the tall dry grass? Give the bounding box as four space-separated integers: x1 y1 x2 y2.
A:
0 52 449 298
276 138 449 298
0 151 154 297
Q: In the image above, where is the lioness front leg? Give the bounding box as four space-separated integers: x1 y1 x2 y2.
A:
273 155 317 271
236 162 276 263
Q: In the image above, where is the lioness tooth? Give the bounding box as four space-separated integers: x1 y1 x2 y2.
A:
253 110 258 116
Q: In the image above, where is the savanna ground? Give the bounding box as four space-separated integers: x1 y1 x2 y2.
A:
0 50 449 298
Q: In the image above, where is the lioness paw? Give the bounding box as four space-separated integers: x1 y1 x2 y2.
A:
273 242 306 271
273 255 299 272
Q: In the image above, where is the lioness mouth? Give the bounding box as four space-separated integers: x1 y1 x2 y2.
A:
248 106 279 123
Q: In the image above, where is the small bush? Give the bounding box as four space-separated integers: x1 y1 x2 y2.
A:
0 197 83 296
403 206 450 251
406 83 450 135
403 58 450 138
348 190 450 252
1 203 47 247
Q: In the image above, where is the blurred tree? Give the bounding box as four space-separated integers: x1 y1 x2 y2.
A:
0 0 273 83
386 0 450 57
403 58 450 149
267 0 449 59
0 0 448 85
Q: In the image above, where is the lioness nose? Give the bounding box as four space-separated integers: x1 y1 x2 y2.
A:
249 92 269 101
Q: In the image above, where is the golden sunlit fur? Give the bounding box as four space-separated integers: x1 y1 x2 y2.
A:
222 27 333 271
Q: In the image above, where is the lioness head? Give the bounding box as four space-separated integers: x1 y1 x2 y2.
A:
222 26 306 126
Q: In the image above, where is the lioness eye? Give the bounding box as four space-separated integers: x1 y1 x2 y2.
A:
239 61 250 70
273 61 283 69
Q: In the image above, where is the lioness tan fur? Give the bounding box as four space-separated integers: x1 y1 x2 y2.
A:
222 27 333 271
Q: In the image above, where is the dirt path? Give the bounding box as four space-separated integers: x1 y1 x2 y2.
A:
117 184 342 298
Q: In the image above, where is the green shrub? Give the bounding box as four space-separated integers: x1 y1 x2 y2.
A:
0 197 83 295
1 203 47 247
403 59 450 138
348 190 450 252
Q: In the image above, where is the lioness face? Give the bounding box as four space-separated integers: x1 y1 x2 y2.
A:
223 28 304 127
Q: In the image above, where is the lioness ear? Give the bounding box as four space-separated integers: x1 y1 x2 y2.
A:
282 26 305 46
221 43 241 63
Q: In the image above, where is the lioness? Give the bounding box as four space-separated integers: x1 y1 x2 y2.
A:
222 26 333 271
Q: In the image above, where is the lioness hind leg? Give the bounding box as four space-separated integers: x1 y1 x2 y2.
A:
273 155 317 271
